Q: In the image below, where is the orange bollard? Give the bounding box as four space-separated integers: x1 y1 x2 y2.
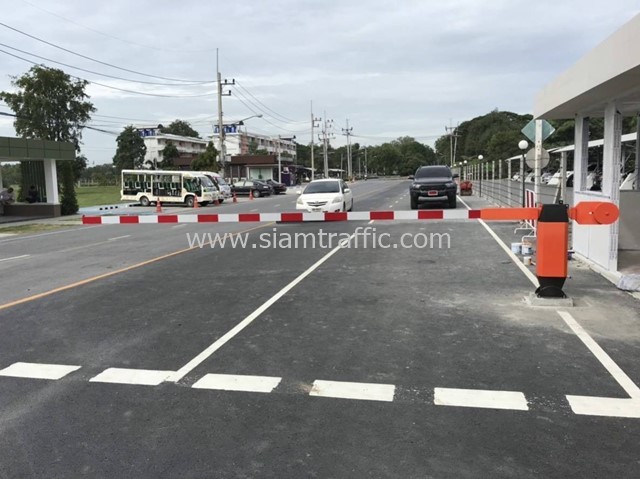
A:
214 194 220 206
249 190 254 200
233 192 238 203
193 197 200 208
156 198 162 213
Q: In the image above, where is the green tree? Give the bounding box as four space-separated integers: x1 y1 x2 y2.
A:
0 65 95 215
160 143 179 168
191 142 219 171
113 126 147 170
160 120 200 138
73 154 88 182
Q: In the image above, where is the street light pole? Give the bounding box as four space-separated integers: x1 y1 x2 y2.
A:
478 155 483 197
519 140 528 207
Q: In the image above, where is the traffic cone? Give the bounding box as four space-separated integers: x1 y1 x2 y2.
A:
249 190 254 200
214 194 220 206
233 192 238 203
156 198 162 213
193 197 200 208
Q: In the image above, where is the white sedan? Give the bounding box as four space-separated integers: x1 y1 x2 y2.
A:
296 179 354 212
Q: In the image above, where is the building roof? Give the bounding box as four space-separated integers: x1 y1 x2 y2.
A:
0 136 75 162
535 14 640 119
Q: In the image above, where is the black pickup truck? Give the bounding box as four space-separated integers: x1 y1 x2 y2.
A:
409 165 458 209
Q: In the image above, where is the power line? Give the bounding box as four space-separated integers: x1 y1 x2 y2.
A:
0 42 215 86
231 89 307 133
234 81 300 123
0 110 119 136
19 0 219 55
0 49 217 98
0 21 215 83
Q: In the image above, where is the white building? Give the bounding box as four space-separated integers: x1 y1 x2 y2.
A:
213 126 297 159
136 126 208 169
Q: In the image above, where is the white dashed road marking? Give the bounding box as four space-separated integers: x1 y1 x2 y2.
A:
309 379 395 402
192 374 282 393
89 368 174 386
0 362 81 380
565 396 640 418
434 387 529 411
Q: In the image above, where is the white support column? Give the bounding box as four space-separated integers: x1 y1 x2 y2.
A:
43 158 59 204
560 151 568 204
635 114 640 191
507 160 512 206
574 116 589 192
602 102 622 271
534 120 543 206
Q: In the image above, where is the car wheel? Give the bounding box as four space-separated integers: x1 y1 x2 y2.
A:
185 195 195 207
410 196 418 210
253 189 261 198
139 196 150 207
348 199 353 211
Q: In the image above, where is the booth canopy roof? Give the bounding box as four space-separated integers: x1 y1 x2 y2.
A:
535 14 640 119
0 136 75 162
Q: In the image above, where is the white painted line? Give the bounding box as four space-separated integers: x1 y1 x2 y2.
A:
566 396 640 418
167 231 357 383
108 235 131 241
309 380 395 402
368 220 375 225
558 311 640 399
192 374 281 393
171 224 187 229
0 362 81 380
0 254 30 263
275 204 281 207
250 208 258 212
434 387 529 411
89 368 174 386
0 225 100 244
458 196 539 287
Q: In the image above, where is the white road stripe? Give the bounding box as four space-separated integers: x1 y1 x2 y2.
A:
0 225 100 244
458 196 539 286
558 311 640 399
89 368 174 386
108 235 131 241
192 374 281 393
250 208 258 212
309 380 395 402
368 220 375 225
0 254 30 262
171 224 187 229
434 387 529 411
566 396 640 418
275 204 281 207
167 232 357 383
0 362 80 380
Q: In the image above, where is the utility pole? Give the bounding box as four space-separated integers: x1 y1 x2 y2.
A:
445 122 460 167
216 49 234 176
278 135 296 184
342 119 353 180
310 101 320 181
319 112 333 178
364 147 367 177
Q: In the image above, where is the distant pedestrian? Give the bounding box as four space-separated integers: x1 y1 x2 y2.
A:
0 187 15 215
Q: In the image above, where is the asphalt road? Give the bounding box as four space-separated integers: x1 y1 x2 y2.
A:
0 179 638 478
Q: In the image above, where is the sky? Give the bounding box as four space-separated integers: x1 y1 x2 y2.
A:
0 0 638 165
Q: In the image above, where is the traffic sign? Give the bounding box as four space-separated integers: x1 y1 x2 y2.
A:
526 148 550 168
522 120 555 143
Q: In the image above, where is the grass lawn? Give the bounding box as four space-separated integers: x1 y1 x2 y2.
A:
76 185 122 207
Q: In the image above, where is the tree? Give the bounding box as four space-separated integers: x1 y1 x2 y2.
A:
73 154 88 182
191 142 219 171
113 126 147 170
160 120 200 138
160 143 179 168
0 65 95 215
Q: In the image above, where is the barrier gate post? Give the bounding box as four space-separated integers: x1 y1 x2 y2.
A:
535 204 569 298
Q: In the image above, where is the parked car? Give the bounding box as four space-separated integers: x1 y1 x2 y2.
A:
265 179 287 194
231 180 273 197
409 165 457 209
296 179 353 212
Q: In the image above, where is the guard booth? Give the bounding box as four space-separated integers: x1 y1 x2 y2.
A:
0 136 75 219
534 14 640 287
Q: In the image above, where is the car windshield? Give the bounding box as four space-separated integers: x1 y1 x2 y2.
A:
415 167 452 179
216 177 227 186
198 176 214 187
304 182 340 194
